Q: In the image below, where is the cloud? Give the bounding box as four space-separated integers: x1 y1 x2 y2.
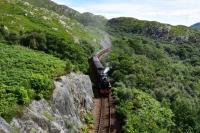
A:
52 0 200 26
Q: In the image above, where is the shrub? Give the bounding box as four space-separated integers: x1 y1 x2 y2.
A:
29 74 53 99
20 32 47 50
114 88 174 133
84 112 94 125
14 86 30 105
0 86 20 122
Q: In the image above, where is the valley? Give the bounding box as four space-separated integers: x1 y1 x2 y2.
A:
1 0 200 133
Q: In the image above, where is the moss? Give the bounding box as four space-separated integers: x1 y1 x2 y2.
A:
43 112 55 121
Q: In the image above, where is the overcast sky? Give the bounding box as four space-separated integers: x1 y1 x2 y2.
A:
52 0 200 26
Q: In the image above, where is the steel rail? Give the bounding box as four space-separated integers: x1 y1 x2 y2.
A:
97 98 104 133
108 94 111 133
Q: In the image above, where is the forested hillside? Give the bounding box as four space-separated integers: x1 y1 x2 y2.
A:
0 0 105 122
107 17 200 132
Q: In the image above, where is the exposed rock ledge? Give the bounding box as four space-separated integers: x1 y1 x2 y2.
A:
0 73 94 133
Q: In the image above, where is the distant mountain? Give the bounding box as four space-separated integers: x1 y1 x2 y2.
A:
191 23 200 30
107 17 200 44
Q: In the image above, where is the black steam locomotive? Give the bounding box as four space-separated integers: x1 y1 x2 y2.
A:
91 56 111 96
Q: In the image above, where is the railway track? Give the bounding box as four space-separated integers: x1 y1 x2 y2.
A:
96 94 112 133
96 48 110 59
92 48 116 133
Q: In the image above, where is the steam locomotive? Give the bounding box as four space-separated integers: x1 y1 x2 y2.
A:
91 56 111 96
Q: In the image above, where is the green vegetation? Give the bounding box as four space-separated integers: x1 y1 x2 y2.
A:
0 0 106 47
0 28 95 72
113 88 174 132
0 0 104 72
19 31 91 72
0 43 66 121
24 0 107 29
107 17 200 44
107 17 200 132
81 111 94 133
84 111 94 125
24 0 80 19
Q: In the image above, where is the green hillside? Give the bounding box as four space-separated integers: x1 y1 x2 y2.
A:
0 0 107 122
0 43 67 121
107 17 200 132
0 0 104 45
0 0 108 72
107 17 200 44
23 0 80 18
23 0 107 29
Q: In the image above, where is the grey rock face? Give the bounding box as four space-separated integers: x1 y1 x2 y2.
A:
52 73 94 129
0 73 93 133
144 24 197 44
0 117 11 133
145 24 170 39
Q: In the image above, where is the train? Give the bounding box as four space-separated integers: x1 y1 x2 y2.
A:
91 52 111 96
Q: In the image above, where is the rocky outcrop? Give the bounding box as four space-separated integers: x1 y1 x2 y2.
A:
0 73 94 133
144 24 194 44
145 24 171 39
0 117 11 133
